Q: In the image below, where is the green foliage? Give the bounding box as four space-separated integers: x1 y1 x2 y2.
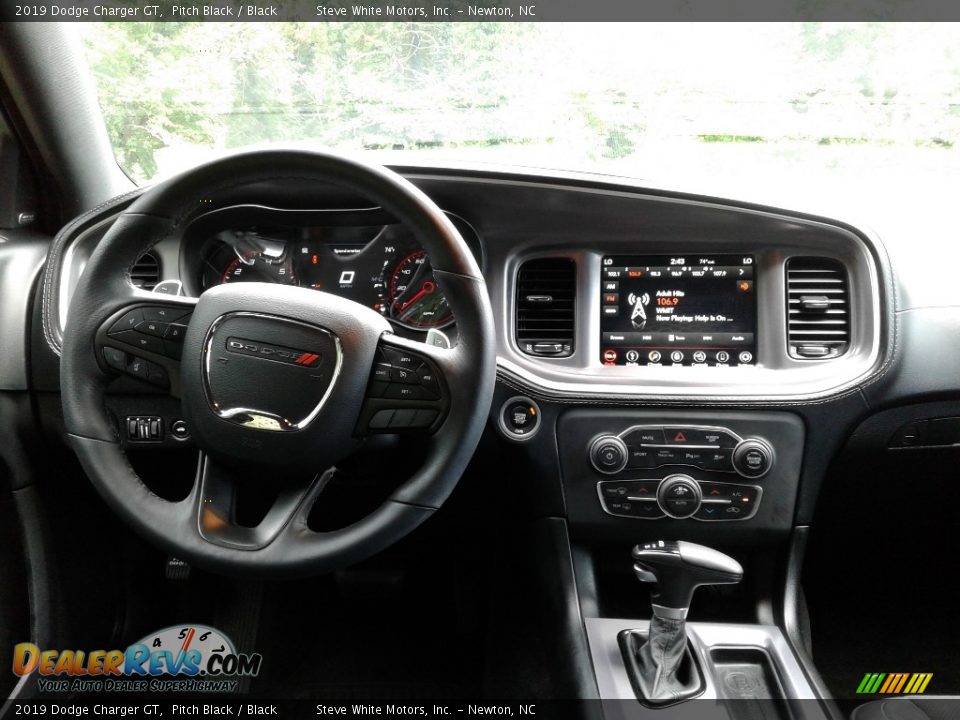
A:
78 23 960 183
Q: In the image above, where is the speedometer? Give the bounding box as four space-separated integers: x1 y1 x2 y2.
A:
386 250 454 329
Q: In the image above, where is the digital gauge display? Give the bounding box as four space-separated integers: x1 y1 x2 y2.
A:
199 221 478 331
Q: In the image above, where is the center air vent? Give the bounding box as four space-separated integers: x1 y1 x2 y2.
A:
515 258 576 357
786 257 850 359
130 251 161 290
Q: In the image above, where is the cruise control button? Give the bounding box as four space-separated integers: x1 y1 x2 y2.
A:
384 384 431 401
372 364 392 382
417 366 441 397
108 309 144 335
392 367 419 384
384 348 422 369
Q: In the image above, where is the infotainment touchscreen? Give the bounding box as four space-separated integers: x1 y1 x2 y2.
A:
600 254 756 366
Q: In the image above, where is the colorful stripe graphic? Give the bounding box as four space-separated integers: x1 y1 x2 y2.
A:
857 672 933 695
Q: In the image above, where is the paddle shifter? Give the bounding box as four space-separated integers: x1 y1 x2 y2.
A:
619 540 743 705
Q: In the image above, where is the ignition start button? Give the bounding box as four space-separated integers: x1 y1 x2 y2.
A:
498 396 542 441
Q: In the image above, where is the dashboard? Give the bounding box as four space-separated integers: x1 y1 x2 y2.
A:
45 171 889 407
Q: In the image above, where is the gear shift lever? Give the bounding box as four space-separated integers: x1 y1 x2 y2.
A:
619 540 743 705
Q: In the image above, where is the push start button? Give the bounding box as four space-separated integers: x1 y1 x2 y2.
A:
499 396 542 441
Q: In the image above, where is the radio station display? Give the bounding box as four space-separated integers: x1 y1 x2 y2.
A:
600 254 757 366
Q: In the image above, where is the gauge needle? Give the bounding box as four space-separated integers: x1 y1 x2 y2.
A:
398 281 435 311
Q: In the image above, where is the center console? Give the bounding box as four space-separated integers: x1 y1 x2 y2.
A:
552 408 822 711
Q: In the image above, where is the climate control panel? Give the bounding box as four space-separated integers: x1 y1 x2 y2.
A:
588 424 774 479
597 475 762 521
558 410 803 539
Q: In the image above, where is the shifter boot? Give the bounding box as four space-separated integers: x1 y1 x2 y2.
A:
619 618 704 705
619 540 743 706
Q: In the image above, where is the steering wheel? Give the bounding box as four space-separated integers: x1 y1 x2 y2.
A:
59 151 496 576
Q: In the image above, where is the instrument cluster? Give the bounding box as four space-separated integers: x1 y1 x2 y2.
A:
189 210 482 333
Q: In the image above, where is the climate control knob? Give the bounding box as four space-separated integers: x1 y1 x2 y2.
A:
732 438 774 479
657 474 702 519
589 435 629 475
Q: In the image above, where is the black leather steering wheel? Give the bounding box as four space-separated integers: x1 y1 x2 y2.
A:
60 150 496 576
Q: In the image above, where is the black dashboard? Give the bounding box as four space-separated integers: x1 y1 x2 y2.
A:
23 163 960 545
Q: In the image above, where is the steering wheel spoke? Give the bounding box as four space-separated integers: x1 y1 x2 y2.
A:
355 335 453 436
192 454 332 551
96 295 198 397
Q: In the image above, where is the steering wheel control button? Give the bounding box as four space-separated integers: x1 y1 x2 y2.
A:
125 416 162 442
136 320 168 337
732 438 774 479
102 346 127 372
170 420 191 440
589 435 629 474
657 475 702 519
109 309 144 334
498 396 542 441
163 321 189 343
142 306 190 323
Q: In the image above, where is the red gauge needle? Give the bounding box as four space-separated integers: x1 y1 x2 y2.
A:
398 281 435 312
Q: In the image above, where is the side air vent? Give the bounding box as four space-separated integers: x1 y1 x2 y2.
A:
786 257 850 359
129 251 160 290
515 258 576 357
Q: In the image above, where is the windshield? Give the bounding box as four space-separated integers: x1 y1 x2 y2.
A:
78 22 960 187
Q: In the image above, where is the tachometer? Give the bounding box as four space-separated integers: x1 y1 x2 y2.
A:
386 250 454 329
200 232 296 290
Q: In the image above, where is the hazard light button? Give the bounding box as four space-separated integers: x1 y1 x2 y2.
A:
664 427 712 445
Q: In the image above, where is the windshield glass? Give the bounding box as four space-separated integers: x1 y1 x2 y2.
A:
78 22 960 187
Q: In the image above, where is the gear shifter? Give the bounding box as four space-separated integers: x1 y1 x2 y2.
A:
619 540 743 706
